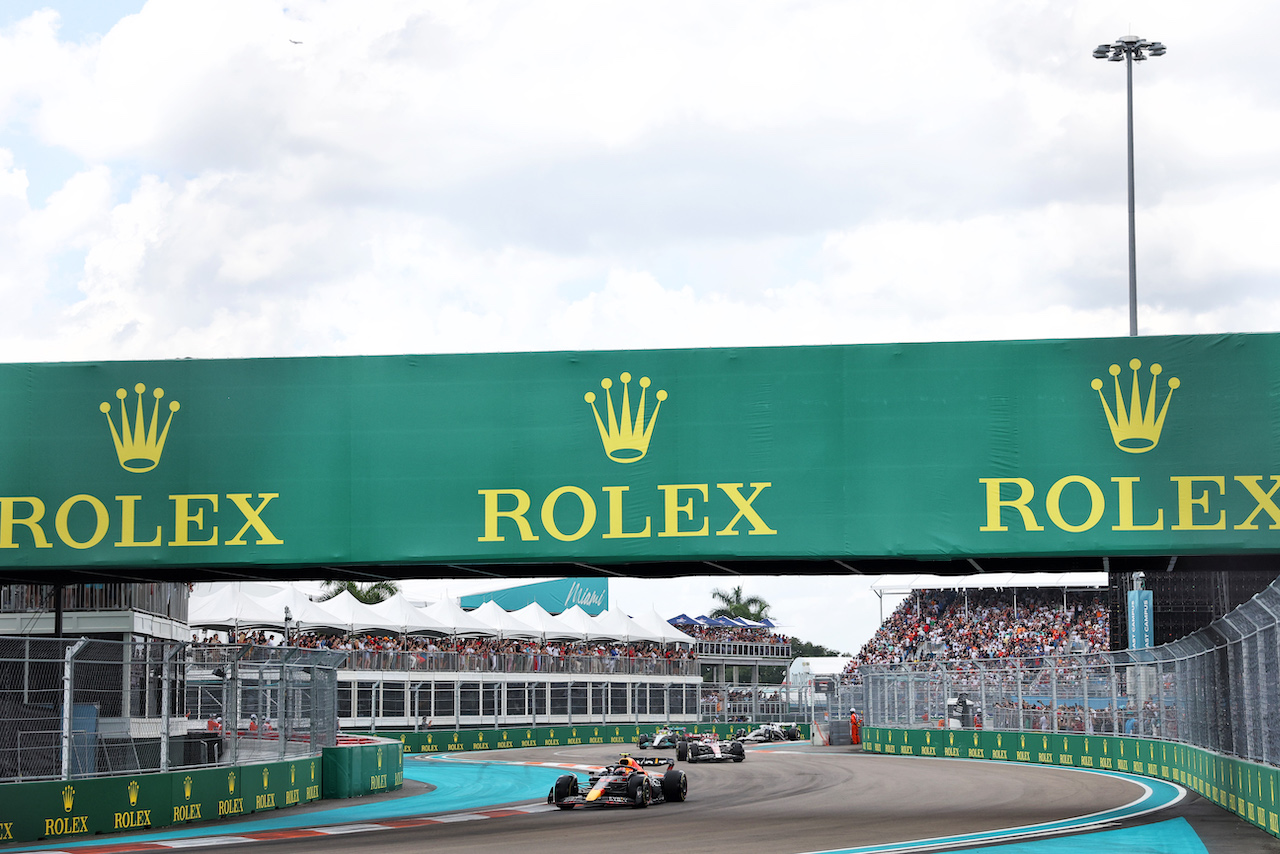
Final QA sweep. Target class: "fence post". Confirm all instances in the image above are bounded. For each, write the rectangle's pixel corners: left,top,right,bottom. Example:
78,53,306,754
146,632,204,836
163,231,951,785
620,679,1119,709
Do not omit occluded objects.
1050,655,1059,732
227,654,239,766
160,642,183,773
62,638,87,780
1015,658,1024,731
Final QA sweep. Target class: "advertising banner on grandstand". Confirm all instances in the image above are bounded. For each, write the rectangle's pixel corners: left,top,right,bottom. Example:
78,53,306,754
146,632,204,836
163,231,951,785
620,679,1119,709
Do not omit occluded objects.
1127,590,1154,649
1,332,1278,572
460,578,608,614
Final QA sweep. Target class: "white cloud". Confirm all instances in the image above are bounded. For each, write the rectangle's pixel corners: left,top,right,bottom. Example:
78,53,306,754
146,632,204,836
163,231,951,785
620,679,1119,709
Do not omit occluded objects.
0,0,1278,638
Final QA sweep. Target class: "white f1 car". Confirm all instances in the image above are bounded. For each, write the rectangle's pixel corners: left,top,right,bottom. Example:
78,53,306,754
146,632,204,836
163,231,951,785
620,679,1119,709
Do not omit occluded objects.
735,723,803,743
685,733,745,763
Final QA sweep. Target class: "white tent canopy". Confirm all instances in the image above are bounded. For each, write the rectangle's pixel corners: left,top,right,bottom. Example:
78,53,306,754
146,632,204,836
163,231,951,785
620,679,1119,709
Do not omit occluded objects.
424,596,496,636
590,605,665,643
366,592,452,635
471,600,541,639
557,605,603,640
257,587,350,633
511,603,585,640
189,585,292,631
188,583,722,644
317,590,401,634
634,609,695,644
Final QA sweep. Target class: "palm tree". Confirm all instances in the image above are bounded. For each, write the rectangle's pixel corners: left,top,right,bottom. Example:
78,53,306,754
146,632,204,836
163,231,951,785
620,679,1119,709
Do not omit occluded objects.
709,585,771,622
318,579,400,605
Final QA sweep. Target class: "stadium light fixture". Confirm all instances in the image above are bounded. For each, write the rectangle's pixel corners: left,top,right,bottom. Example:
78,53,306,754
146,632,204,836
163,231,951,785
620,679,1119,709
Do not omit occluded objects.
1093,35,1166,337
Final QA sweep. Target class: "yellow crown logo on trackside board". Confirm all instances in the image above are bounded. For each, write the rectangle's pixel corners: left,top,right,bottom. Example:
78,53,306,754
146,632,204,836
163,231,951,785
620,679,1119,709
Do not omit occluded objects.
100,383,180,472
1091,359,1178,454
585,373,667,463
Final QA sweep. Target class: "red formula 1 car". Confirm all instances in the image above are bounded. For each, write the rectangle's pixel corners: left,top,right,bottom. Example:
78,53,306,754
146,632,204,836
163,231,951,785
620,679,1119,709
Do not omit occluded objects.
548,754,689,809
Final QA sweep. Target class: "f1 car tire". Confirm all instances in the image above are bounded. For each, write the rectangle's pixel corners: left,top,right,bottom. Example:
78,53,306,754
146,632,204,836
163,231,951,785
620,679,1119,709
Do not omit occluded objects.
786,727,801,740
686,746,700,763
627,774,651,808
552,774,578,809
676,740,688,762
661,768,688,802
730,741,745,762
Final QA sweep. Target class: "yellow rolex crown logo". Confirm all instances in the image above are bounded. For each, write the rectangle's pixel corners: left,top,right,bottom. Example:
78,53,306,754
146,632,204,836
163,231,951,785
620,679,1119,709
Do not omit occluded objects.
62,784,75,812
1091,359,1178,454
585,373,667,463
228,771,236,793
184,776,192,799
128,779,139,806
262,769,269,788
100,383,180,473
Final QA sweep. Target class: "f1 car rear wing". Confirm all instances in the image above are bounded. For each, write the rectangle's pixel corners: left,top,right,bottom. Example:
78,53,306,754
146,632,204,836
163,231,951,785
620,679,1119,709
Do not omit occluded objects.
623,754,675,768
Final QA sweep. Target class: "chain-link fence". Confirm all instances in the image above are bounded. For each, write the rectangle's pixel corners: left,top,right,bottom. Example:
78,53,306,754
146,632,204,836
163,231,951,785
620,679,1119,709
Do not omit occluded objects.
861,579,1280,768
0,637,344,782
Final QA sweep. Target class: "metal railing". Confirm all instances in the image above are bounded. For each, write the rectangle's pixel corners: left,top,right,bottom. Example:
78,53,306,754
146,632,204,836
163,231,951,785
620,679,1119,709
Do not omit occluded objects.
694,640,791,659
698,685,792,721
0,583,188,622
328,649,700,676
0,637,343,782
861,578,1280,767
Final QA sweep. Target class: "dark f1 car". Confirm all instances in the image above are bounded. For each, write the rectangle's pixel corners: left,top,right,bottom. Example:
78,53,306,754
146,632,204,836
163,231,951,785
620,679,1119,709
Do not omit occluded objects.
686,733,745,762
636,726,688,750
735,723,803,743
548,754,688,809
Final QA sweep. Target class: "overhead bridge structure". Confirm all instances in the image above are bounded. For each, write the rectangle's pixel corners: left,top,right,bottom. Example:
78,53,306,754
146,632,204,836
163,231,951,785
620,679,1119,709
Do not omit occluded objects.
0,333,1276,589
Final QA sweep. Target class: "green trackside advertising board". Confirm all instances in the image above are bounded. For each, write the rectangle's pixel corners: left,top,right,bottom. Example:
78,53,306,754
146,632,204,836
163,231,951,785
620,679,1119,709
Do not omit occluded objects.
2,333,1280,571
0,755,324,844
323,739,403,799
392,725,648,753
864,727,1280,839
388,723,809,755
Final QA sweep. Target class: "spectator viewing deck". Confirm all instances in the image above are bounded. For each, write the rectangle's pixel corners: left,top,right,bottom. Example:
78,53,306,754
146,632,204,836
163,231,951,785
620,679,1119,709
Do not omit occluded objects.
841,584,1109,685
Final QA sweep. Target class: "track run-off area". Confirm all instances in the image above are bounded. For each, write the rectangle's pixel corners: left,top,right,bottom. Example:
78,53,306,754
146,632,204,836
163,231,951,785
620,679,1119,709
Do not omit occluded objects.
10,743,1279,854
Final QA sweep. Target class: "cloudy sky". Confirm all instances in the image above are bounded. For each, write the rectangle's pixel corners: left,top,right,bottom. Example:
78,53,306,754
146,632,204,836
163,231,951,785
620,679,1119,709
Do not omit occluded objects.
2,1,1276,652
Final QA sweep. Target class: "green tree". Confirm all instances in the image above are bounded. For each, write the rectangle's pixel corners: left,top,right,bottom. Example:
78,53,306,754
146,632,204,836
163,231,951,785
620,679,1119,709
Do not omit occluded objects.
708,585,771,621
790,637,848,657
759,638,849,684
318,579,400,605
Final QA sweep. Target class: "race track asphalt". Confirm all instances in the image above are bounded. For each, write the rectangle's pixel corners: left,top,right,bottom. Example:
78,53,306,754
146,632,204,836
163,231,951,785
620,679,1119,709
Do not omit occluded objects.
19,743,1280,854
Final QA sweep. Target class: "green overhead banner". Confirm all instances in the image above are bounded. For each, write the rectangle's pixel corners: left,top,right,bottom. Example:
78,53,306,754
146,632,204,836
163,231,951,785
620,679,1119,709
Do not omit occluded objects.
1,333,1278,572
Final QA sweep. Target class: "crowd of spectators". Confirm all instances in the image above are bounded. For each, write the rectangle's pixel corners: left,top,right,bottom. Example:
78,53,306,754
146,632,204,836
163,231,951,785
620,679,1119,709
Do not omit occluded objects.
840,588,1110,683
701,686,786,722
193,627,706,676
193,619,790,664
985,697,1168,737
676,624,790,645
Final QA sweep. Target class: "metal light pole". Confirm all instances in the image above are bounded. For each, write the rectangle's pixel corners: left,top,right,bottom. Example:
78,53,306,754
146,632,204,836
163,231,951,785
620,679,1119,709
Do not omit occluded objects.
1093,36,1166,337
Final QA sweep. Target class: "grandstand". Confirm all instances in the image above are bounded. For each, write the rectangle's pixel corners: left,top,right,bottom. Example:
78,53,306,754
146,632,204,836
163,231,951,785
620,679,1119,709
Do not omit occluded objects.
182,582,794,731
842,573,1109,684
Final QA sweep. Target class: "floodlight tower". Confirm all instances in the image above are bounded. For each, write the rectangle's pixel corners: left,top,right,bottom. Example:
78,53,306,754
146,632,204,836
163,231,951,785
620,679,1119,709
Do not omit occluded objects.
1093,35,1166,337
